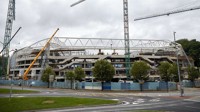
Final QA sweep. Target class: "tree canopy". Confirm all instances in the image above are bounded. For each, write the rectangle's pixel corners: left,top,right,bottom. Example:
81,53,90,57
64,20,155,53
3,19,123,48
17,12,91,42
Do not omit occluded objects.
177,39,200,67
65,70,76,89
130,61,150,81
187,66,200,82
74,67,85,81
168,63,179,82
158,62,172,82
65,70,76,81
92,60,115,82
41,66,56,83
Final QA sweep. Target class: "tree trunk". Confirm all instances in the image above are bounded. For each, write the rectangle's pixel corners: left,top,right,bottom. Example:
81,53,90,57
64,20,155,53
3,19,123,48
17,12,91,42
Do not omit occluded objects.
166,81,169,92
192,81,195,88
140,84,143,91
47,82,49,88
101,82,103,91
71,80,73,89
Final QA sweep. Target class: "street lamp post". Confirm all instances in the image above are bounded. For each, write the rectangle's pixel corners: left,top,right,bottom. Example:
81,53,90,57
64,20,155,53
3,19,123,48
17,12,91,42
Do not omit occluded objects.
173,32,184,97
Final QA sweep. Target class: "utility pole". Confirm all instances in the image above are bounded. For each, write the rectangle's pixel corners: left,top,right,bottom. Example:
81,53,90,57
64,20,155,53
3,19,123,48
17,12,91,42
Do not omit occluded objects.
174,32,184,97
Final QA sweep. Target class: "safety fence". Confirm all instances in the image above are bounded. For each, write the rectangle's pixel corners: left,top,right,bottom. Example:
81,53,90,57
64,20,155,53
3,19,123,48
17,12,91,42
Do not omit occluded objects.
1,79,199,90
0,79,179,91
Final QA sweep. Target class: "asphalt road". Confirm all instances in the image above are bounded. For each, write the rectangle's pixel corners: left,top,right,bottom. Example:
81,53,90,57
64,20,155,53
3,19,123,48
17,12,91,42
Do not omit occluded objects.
0,86,200,112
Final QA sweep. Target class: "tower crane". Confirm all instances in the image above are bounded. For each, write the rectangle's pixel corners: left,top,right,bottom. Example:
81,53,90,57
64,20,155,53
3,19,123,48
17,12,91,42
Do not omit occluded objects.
71,0,131,78
1,0,15,77
133,3,200,97
134,5,200,21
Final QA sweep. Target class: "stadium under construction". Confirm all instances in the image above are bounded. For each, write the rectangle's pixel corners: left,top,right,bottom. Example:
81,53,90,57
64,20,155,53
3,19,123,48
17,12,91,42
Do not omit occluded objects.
9,37,194,82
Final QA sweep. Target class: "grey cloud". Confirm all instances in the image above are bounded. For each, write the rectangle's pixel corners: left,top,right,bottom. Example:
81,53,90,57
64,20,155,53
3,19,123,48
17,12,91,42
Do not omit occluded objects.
1,0,200,51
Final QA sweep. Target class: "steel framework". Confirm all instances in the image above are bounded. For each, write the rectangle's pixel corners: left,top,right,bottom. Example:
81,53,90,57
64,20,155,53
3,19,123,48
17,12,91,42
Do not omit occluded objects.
123,0,130,78
1,0,15,76
18,37,177,55
3,0,15,57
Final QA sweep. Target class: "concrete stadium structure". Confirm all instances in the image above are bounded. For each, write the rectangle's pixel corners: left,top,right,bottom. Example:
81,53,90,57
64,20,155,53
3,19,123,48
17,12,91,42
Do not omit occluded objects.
9,37,194,81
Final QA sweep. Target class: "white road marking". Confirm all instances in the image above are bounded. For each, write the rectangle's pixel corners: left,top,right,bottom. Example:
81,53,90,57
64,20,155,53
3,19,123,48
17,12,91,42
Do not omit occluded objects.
132,102,138,104
149,98,160,102
133,98,145,103
111,99,119,101
122,101,130,105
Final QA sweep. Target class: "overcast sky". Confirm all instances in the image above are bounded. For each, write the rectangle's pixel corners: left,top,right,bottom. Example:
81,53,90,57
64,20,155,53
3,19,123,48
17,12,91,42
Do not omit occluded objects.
1,0,200,51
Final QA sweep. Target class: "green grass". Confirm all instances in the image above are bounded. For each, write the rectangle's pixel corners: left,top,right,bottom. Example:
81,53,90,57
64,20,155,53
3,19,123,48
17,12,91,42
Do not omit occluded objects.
0,97,118,112
0,88,39,94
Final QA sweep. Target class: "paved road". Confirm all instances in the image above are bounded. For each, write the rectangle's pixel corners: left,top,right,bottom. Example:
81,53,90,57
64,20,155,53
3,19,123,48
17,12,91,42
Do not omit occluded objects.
0,86,200,112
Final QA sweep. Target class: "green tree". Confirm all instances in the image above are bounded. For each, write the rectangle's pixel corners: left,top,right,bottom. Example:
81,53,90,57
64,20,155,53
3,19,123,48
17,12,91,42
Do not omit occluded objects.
65,70,76,89
0,56,8,77
130,61,150,91
41,66,56,88
92,60,115,90
187,66,200,83
168,63,179,82
158,62,172,91
177,39,200,67
74,67,85,81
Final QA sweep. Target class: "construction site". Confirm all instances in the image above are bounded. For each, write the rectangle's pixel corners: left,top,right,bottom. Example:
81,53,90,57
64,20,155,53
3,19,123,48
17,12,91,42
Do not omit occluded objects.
0,0,199,83
8,37,193,82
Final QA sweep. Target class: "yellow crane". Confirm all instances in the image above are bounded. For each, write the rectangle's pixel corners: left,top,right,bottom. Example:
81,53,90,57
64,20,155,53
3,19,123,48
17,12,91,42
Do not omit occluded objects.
23,28,59,80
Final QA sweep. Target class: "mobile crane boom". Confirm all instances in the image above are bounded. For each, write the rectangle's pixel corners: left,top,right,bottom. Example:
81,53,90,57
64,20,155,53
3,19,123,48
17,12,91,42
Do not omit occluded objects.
23,28,59,80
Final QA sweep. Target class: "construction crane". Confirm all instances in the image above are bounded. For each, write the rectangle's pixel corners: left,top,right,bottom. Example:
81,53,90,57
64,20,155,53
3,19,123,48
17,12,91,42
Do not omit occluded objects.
134,3,200,97
0,27,22,54
23,28,59,80
1,0,15,77
134,5,200,21
123,0,131,79
71,0,131,78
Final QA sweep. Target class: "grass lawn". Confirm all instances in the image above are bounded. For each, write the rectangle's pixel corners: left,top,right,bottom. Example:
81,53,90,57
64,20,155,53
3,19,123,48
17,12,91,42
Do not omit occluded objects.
0,97,118,112
0,88,39,94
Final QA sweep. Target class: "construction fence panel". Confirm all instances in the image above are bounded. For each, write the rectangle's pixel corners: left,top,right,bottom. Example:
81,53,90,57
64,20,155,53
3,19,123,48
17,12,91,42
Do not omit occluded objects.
146,82,159,90
194,80,200,87
102,82,111,90
182,80,194,88
121,83,130,90
130,82,140,90
111,82,121,90
85,82,101,90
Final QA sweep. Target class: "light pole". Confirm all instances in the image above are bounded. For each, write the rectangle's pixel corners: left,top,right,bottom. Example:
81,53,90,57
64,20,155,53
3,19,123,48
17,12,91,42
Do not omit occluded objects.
173,32,184,97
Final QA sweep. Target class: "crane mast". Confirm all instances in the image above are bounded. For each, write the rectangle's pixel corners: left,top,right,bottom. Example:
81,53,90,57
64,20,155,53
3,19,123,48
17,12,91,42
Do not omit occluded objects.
1,0,15,77
123,0,130,78
3,0,15,57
